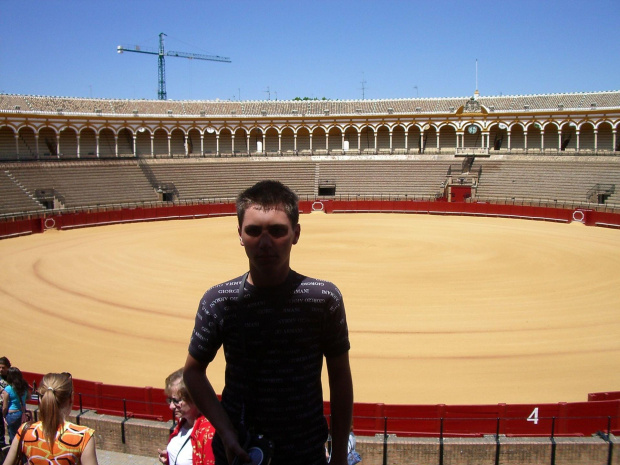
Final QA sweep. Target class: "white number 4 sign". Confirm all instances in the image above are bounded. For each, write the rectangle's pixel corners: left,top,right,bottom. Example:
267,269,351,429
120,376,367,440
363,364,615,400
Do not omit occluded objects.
527,408,539,425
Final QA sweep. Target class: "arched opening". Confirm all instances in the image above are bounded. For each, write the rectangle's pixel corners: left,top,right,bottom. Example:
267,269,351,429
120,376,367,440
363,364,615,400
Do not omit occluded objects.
343,127,357,152
219,128,233,155
360,126,374,152
510,124,525,151
527,124,542,151
134,128,151,157
17,127,37,159
543,124,559,151
249,128,263,154
264,128,279,154
170,128,186,157
408,126,422,153
297,127,311,153
204,129,217,155
98,128,116,158
377,125,390,152
281,127,295,154
421,126,436,153
59,127,78,158
440,125,457,150
117,128,134,157
597,122,613,152
153,128,168,158
187,128,201,157
40,127,58,157
489,124,507,150
234,128,248,156
312,127,326,153
462,124,480,148
392,125,406,153
579,123,595,152
328,127,343,152
560,123,577,151
0,126,15,159
80,127,97,158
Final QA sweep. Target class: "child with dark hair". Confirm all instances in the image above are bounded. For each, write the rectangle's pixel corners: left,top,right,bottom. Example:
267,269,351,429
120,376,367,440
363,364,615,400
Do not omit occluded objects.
1,366,28,443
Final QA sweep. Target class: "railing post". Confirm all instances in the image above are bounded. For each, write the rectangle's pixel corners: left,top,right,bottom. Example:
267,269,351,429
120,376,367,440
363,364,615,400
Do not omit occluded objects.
121,399,129,444
550,416,556,465
75,393,85,425
439,417,444,465
382,416,388,465
495,417,501,465
606,416,613,465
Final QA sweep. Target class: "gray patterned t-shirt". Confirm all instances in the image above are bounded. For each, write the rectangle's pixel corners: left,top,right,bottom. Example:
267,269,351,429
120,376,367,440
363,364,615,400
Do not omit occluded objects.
189,270,350,465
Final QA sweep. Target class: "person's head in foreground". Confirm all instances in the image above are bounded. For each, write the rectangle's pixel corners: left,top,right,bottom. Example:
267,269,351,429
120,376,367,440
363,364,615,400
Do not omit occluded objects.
236,180,301,287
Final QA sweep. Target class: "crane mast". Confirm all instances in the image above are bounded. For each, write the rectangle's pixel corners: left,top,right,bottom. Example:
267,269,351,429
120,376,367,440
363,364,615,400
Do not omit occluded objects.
117,32,231,100
158,34,166,100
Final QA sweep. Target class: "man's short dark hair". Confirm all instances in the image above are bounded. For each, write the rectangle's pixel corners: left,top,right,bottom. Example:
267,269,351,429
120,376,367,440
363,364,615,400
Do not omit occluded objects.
0,357,10,367
236,180,299,227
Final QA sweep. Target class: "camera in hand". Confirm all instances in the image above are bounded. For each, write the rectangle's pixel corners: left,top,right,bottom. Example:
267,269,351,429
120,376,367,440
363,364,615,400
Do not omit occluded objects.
233,431,274,465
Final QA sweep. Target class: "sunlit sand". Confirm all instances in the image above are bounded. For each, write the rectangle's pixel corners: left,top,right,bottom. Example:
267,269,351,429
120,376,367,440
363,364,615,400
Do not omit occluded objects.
1,213,619,405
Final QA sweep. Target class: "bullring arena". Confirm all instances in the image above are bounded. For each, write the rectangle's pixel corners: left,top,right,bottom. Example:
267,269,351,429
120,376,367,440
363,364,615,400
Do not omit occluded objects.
1,91,620,464
2,211,620,407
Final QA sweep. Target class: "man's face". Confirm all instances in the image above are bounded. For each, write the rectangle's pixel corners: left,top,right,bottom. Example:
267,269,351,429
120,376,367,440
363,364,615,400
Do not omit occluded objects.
0,364,8,378
238,205,300,283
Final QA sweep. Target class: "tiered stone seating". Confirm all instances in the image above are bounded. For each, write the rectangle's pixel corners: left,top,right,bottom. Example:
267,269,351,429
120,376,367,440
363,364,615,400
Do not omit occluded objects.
474,159,620,206
317,160,452,197
0,157,618,215
7,161,159,208
0,170,45,214
145,159,316,200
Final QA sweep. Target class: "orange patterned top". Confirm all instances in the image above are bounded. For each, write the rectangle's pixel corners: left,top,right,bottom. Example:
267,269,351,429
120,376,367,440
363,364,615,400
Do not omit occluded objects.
17,420,94,464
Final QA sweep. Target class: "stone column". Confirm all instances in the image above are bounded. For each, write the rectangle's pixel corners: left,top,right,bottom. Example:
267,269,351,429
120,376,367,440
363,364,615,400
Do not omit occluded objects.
594,129,598,152
576,130,580,152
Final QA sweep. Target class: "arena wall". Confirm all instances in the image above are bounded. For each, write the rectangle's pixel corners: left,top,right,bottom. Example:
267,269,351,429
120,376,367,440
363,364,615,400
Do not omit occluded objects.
2,200,619,240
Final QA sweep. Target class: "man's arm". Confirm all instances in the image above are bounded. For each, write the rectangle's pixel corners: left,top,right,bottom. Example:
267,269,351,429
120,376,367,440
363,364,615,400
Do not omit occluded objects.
183,353,249,465
326,351,354,465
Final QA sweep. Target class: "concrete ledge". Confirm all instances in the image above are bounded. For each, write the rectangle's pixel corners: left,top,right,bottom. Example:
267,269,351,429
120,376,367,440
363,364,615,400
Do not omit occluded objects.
67,410,172,458
355,434,618,465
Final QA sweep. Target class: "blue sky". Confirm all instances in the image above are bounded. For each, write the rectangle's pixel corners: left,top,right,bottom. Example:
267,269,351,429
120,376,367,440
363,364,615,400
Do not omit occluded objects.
1,0,618,101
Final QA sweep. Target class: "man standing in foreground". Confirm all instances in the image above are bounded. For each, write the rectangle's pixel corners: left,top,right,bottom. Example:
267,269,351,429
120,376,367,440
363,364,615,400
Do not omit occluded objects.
184,180,353,465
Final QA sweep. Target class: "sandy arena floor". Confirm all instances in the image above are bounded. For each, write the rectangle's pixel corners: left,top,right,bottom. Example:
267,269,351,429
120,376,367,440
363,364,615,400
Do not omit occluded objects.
1,212,619,405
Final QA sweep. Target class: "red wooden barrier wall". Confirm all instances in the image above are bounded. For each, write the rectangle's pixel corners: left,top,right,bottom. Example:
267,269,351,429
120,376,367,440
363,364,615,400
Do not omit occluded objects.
22,371,620,436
